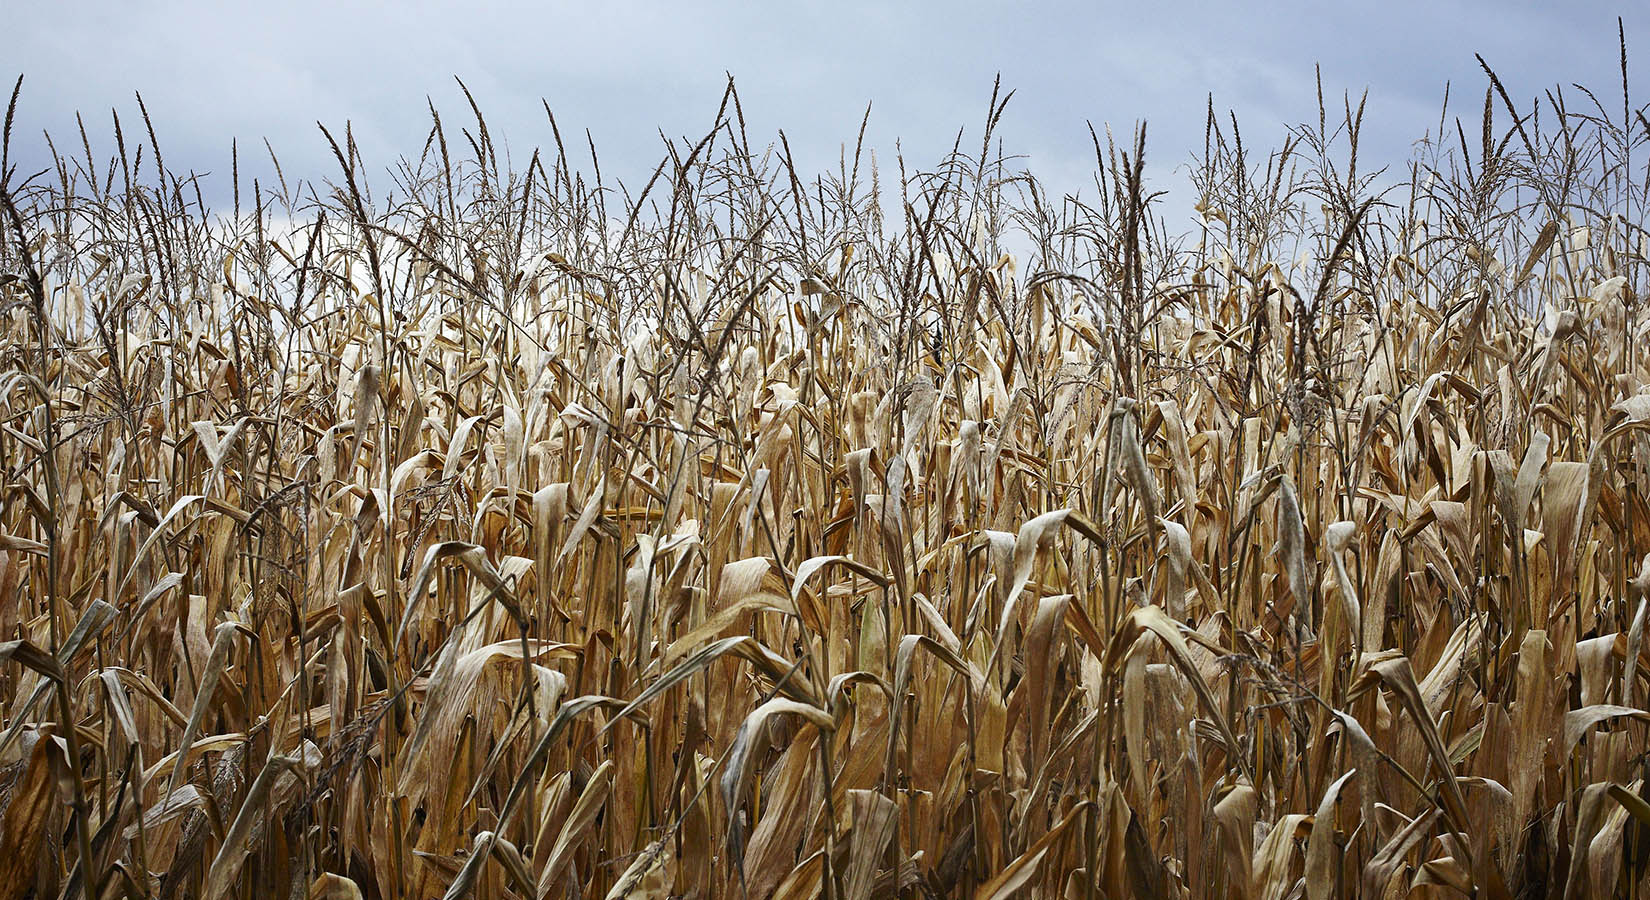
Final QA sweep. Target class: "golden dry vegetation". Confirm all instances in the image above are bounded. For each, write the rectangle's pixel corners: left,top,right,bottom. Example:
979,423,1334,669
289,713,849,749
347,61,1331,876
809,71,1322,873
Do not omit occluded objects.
2,66,1650,899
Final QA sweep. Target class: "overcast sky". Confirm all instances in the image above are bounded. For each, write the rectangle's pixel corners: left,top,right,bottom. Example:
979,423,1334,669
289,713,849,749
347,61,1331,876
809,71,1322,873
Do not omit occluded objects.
9,1,1648,233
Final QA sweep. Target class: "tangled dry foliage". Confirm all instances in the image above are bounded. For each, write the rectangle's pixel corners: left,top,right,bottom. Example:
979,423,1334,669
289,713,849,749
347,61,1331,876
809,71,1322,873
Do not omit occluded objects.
4,46,1650,900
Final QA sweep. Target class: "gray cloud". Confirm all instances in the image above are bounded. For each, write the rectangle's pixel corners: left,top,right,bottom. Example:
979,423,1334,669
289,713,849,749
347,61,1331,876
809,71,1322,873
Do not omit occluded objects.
10,1,1648,231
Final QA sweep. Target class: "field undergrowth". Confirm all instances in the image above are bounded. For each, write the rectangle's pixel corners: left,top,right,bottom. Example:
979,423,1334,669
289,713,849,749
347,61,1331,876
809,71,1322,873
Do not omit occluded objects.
2,55,1650,899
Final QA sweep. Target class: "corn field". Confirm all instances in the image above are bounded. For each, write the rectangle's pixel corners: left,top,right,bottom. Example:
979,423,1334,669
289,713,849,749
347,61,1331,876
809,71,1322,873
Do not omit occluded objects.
2,55,1650,900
